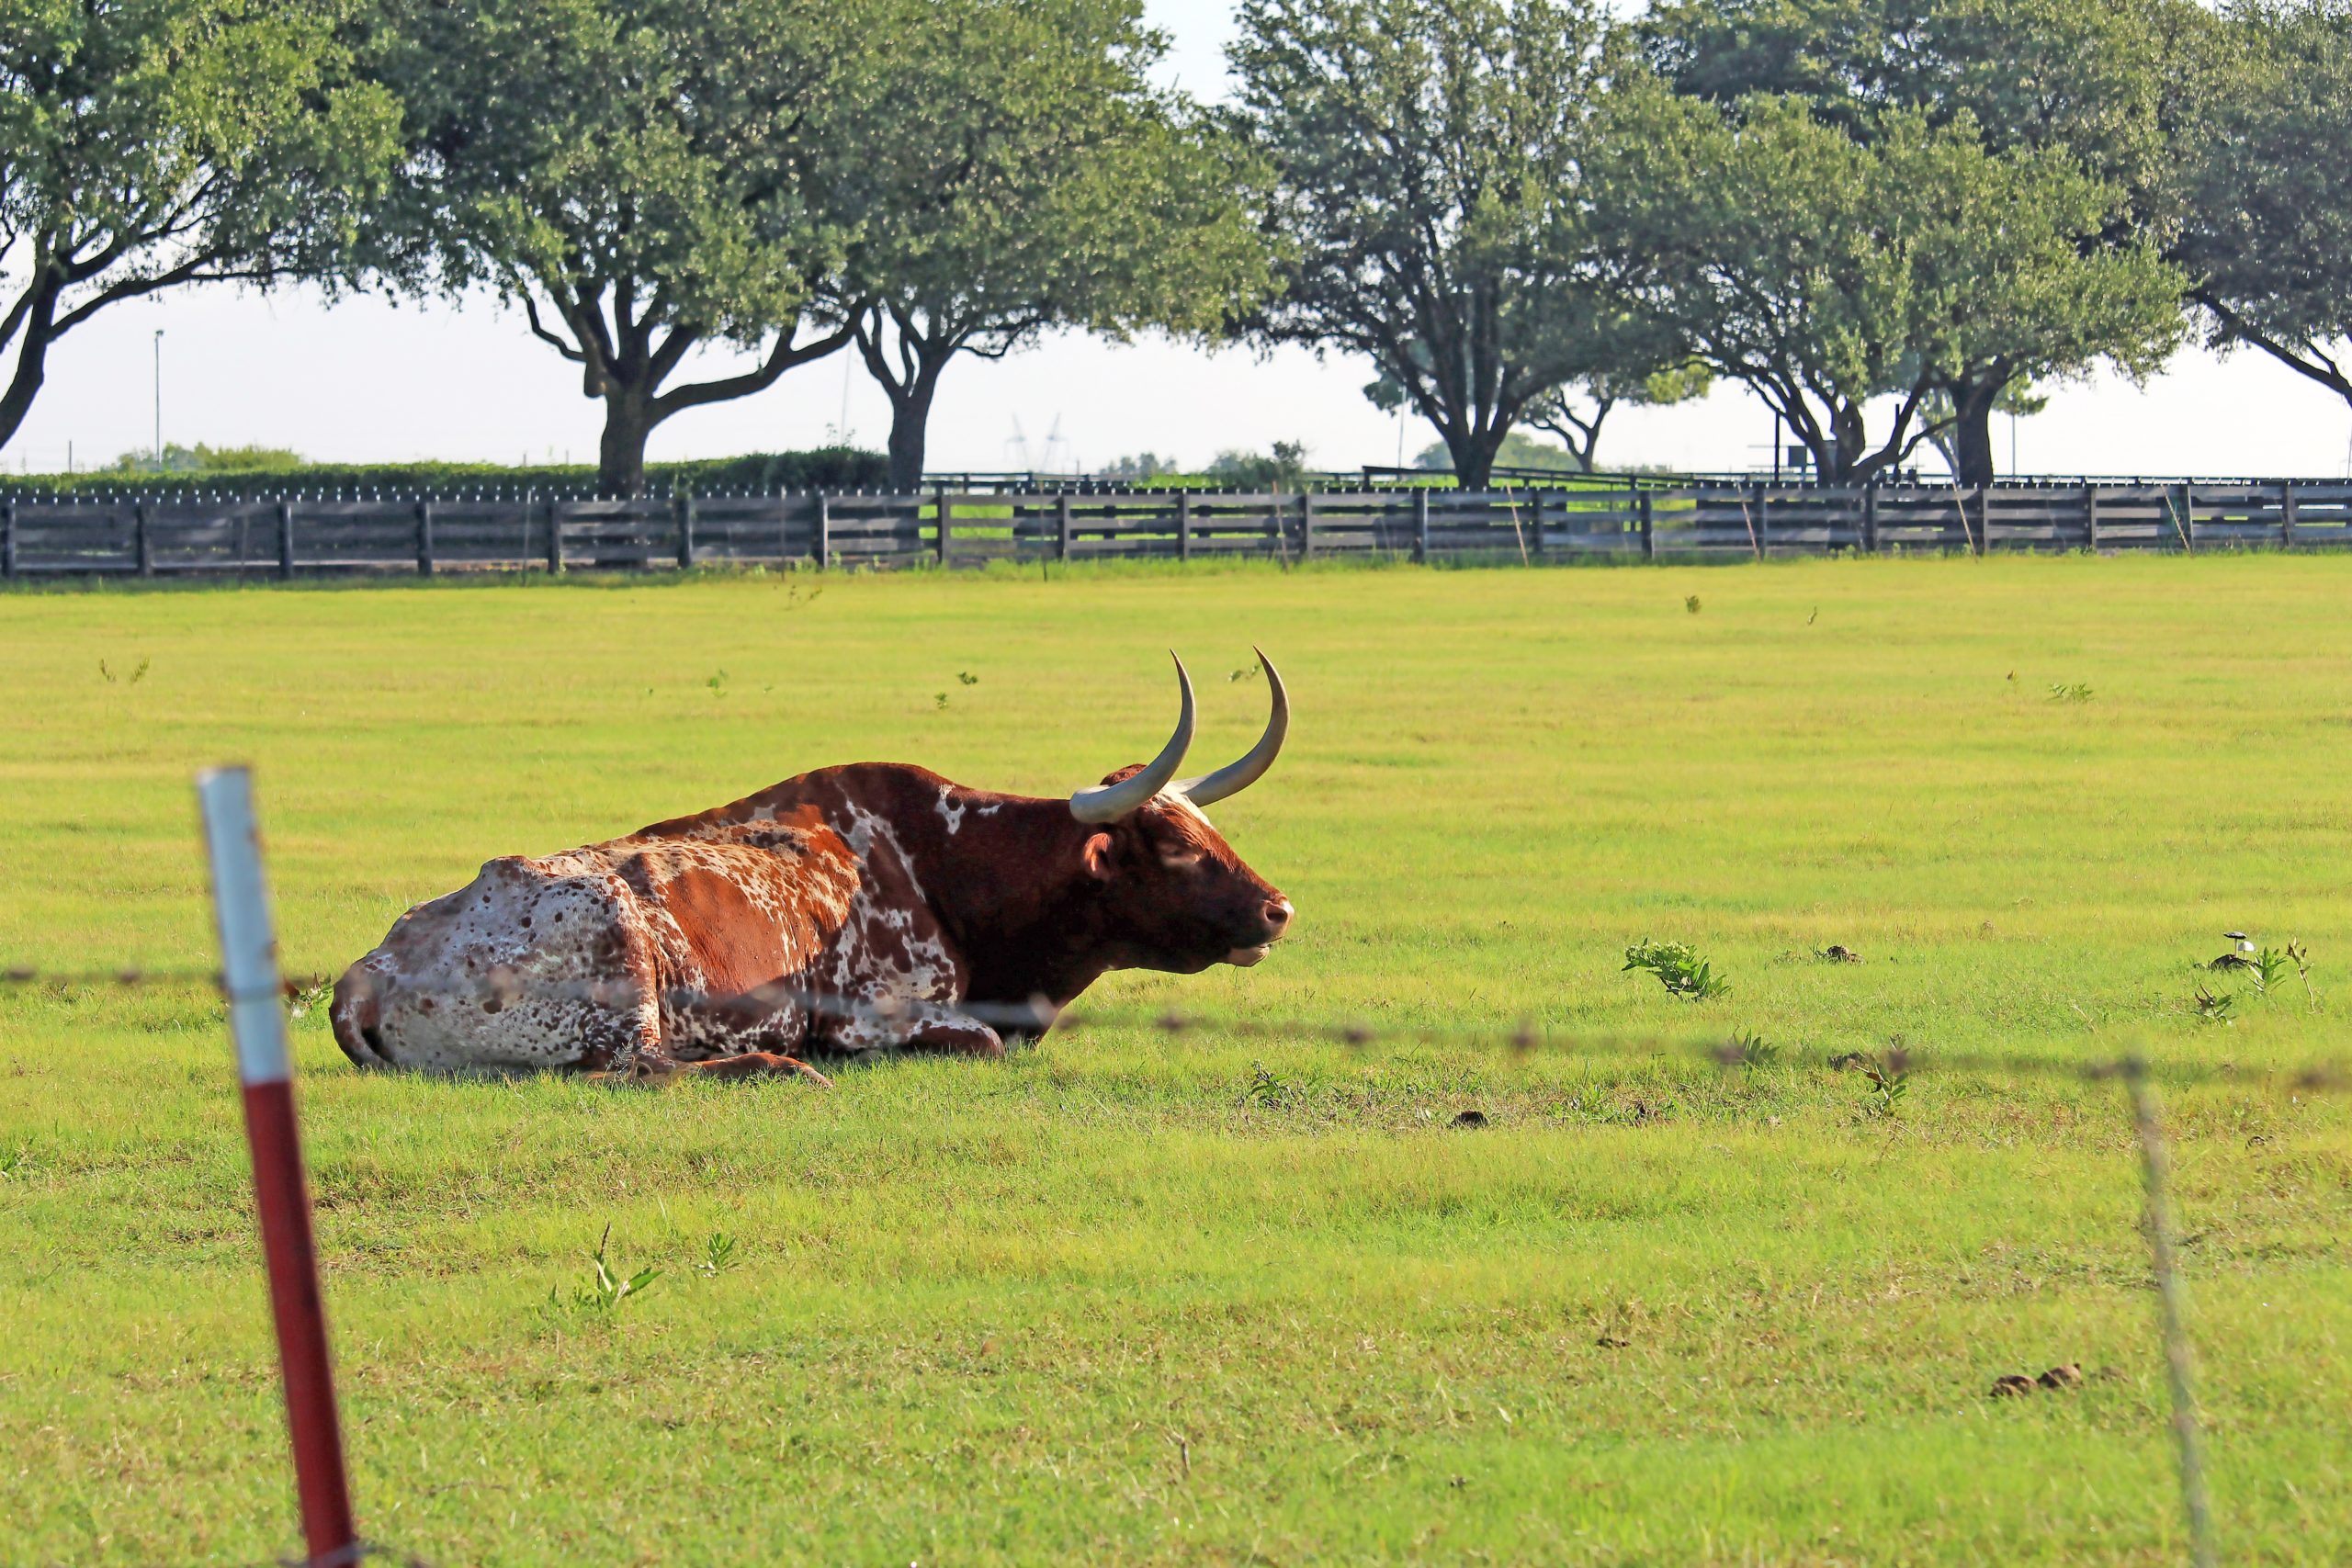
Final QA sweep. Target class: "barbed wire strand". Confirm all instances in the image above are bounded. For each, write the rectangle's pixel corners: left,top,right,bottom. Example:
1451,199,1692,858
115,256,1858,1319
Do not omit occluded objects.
6,962,2347,1092
13,961,2290,1560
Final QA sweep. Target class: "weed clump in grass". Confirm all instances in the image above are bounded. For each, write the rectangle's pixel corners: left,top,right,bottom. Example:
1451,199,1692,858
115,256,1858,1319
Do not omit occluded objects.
2195,936,2316,1018
551,1224,659,1315
2047,681,2093,702
1830,1050,1910,1114
1623,939,1728,999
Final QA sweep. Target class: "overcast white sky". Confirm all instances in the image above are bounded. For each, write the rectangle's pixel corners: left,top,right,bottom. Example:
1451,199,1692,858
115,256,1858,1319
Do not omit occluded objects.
10,0,2350,479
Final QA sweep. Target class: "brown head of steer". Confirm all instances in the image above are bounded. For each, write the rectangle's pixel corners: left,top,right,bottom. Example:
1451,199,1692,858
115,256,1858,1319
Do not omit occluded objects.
331,651,1293,1084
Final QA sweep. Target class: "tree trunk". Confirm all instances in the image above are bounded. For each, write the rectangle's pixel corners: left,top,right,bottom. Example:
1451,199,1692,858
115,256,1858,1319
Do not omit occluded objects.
1824,402,1869,485
1441,422,1508,491
0,272,64,455
1947,380,1999,489
883,371,942,491
597,389,654,499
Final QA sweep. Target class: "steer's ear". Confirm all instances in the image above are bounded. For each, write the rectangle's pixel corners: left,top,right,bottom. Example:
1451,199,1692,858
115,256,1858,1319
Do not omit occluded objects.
1081,831,1116,881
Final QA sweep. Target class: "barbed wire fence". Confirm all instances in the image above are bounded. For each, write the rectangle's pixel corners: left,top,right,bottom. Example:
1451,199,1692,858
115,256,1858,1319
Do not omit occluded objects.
11,947,2337,1562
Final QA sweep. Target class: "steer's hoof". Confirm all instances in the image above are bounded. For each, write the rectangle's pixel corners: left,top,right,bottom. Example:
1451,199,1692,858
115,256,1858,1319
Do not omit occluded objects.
586,1055,678,1088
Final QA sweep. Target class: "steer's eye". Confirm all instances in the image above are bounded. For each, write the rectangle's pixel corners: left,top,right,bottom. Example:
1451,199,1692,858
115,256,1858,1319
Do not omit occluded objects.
1158,848,1205,871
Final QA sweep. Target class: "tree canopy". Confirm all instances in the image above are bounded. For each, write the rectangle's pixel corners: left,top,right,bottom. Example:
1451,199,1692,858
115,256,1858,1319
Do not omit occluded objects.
1231,0,1667,489
356,0,869,495
1638,0,2194,481
0,0,396,455
1600,95,2182,483
826,0,1263,490
2176,0,2352,412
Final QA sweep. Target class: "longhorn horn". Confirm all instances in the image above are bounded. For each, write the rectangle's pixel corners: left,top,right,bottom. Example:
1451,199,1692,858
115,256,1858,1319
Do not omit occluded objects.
1175,647,1288,807
1069,652,1196,824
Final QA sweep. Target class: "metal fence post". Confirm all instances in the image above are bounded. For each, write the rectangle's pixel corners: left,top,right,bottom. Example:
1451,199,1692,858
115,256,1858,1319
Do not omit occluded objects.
545,499,562,574
815,494,831,570
195,767,359,1568
675,493,695,570
1057,493,1073,562
1752,481,1769,560
2120,1060,2218,1568
135,500,154,577
1176,490,1192,562
2085,483,2100,551
277,502,295,580
415,501,435,578
1860,481,1879,554
935,487,951,565
1639,490,1655,561
1414,487,1430,563
2279,480,2297,549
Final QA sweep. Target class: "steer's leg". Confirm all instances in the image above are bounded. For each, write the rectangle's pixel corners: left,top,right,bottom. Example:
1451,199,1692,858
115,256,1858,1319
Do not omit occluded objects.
602,1051,833,1088
818,998,1004,1058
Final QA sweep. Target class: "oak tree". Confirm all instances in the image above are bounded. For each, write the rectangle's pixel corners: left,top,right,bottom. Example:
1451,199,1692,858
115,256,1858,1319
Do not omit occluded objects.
359,0,864,495
2177,0,2352,412
1230,0,1650,489
1643,0,2195,482
0,0,395,455
828,0,1261,491
1604,96,2180,483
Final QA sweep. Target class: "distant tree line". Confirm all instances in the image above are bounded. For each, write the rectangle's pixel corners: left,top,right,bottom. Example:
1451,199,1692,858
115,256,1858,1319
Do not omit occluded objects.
4,0,2350,494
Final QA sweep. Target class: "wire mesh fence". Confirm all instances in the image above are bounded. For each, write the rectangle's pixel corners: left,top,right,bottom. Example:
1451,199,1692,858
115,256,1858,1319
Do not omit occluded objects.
7,938,2333,1566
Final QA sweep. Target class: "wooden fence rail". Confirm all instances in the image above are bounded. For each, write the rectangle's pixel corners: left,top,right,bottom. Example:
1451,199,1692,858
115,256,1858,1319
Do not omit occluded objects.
6,481,2351,580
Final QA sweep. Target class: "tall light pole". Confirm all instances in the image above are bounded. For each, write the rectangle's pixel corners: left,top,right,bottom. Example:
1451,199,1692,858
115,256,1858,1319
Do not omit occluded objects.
153,329,164,467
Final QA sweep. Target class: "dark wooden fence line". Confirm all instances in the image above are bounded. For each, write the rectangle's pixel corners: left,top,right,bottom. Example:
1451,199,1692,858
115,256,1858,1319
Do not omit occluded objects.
6,481,2352,580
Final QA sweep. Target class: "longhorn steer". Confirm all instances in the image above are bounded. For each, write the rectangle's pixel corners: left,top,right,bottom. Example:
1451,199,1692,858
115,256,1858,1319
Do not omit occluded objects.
331,652,1294,1082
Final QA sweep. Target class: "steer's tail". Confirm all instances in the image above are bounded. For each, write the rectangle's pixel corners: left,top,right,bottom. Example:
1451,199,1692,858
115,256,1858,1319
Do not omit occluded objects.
329,963,395,1069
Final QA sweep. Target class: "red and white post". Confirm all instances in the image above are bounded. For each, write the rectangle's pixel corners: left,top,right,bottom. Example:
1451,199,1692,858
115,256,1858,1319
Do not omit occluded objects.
197,767,359,1567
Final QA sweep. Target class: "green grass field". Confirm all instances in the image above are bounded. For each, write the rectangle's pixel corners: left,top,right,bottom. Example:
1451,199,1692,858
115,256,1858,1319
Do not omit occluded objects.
4,555,2348,1564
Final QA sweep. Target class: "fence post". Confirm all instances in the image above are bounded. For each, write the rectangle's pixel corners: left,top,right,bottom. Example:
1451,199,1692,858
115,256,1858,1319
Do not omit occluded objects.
415,501,435,578
545,499,562,574
1,500,14,580
1414,487,1430,563
2279,480,2296,549
675,492,695,570
935,486,952,565
195,767,360,1568
2084,483,2100,551
1752,481,1769,560
2120,1060,2218,1568
277,502,295,580
1860,481,1879,554
2174,483,2195,555
135,500,154,577
1299,491,1315,559
1176,490,1192,562
1638,491,1655,561
1057,492,1073,562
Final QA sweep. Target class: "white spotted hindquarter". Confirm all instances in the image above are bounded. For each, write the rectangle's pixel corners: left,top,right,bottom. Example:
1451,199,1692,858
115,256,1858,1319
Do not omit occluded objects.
332,852,662,1074
332,799,974,1074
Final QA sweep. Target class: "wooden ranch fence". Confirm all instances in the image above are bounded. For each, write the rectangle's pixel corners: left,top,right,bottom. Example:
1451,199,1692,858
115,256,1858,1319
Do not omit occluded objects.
5,480,2351,579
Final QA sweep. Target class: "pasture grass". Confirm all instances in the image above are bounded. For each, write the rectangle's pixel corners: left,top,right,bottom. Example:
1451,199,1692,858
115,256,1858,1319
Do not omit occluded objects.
3,552,2349,1564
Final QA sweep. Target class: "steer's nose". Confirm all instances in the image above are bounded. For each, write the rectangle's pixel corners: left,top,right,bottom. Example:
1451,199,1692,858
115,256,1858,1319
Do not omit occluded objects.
1263,897,1294,937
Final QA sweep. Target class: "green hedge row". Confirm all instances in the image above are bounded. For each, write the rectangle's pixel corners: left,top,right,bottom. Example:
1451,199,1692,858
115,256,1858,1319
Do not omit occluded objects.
1,447,889,499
